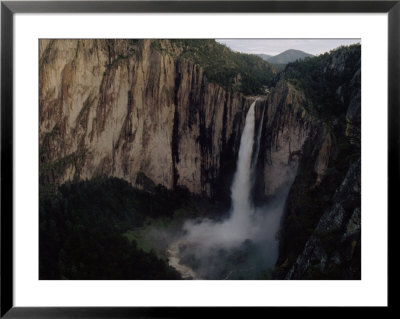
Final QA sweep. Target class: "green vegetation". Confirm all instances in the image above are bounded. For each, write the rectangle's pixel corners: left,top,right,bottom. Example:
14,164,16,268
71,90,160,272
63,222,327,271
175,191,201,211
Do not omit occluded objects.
314,228,344,255
274,45,361,277
39,176,193,279
150,41,171,56
110,53,132,68
39,124,60,157
122,229,152,253
39,174,225,279
163,39,275,95
282,44,361,123
135,171,156,192
127,39,140,45
39,149,87,186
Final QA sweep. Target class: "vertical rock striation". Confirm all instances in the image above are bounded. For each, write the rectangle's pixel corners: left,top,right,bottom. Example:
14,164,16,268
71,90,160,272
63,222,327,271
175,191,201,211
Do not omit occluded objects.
39,39,250,198
257,80,313,199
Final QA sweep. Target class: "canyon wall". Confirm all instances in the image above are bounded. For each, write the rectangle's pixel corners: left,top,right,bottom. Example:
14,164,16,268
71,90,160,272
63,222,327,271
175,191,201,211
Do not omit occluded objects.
274,45,361,279
40,40,361,279
256,79,313,199
40,39,253,198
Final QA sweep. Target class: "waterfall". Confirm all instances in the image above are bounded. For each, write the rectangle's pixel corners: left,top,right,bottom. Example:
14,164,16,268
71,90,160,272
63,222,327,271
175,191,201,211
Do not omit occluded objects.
172,99,284,279
252,103,266,170
230,101,257,223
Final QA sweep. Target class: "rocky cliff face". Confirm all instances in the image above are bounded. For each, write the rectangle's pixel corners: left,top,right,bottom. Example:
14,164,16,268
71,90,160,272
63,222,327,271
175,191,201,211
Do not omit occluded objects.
40,40,361,279
40,39,254,198
285,159,361,279
274,44,361,279
256,80,313,199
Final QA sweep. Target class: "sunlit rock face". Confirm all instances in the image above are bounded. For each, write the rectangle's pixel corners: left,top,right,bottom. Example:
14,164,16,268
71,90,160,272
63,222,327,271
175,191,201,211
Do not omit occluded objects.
39,39,252,197
40,39,311,201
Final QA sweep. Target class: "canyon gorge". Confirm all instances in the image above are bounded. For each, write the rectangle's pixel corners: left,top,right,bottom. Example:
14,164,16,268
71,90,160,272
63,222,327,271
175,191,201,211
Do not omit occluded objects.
39,39,361,280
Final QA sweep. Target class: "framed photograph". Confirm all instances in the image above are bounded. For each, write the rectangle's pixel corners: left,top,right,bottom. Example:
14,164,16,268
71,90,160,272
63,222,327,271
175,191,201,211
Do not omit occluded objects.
1,0,395,317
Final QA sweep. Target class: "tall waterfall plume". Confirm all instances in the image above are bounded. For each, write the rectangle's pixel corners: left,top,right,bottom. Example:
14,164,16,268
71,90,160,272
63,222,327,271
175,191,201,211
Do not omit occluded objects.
252,103,266,170
230,101,257,227
170,99,287,279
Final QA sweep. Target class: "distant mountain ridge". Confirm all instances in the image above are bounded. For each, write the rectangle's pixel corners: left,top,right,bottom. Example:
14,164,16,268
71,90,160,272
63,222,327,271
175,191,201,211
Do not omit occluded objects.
257,49,313,64
256,53,272,61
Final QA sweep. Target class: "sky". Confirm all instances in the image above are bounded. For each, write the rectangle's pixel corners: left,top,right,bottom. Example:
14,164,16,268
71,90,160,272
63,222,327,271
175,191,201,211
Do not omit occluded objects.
216,39,360,56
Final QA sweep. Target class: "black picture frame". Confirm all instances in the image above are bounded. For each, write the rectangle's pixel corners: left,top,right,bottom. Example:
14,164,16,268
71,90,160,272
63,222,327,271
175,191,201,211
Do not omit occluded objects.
1,1,396,317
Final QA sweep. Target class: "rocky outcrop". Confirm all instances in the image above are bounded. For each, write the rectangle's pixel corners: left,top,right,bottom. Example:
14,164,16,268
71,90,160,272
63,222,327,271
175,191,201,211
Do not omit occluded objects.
257,80,313,198
274,44,361,279
39,39,252,198
285,159,361,279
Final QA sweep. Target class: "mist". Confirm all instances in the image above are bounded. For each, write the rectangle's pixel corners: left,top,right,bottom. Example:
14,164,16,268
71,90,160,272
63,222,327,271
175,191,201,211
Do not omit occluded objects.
164,101,294,279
